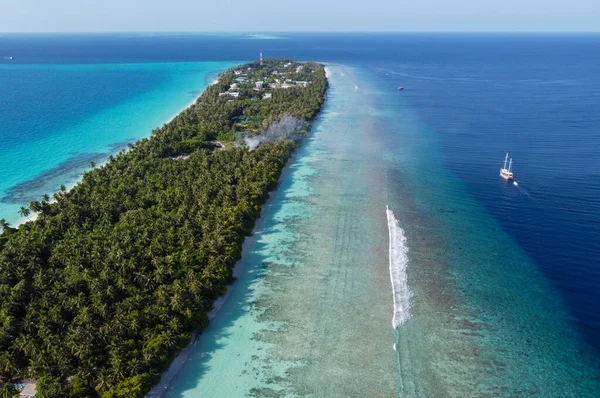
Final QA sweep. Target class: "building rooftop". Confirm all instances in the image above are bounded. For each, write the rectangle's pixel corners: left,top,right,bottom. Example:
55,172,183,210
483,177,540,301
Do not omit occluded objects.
18,383,36,398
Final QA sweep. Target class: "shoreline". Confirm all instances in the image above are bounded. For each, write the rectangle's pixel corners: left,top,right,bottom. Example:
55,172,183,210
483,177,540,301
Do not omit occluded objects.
9,72,226,229
146,67,329,396
162,77,218,126
146,138,302,397
155,65,403,396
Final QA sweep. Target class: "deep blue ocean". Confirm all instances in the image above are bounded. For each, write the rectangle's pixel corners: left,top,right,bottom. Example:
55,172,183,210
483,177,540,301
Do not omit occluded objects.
1,33,599,394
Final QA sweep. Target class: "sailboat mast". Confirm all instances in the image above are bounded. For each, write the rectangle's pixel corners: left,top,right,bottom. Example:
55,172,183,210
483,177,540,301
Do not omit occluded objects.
508,158,513,172
504,153,509,169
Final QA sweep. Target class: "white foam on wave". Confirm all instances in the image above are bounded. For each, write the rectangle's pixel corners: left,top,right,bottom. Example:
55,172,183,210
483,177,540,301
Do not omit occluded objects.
386,206,412,328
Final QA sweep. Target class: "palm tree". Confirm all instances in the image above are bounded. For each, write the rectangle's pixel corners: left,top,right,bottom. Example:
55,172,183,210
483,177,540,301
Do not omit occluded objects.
94,370,112,393
18,206,30,220
29,200,42,213
0,218,9,232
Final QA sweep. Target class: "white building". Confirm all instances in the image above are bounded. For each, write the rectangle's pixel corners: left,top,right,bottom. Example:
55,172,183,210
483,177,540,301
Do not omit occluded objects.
263,93,272,99
255,81,264,89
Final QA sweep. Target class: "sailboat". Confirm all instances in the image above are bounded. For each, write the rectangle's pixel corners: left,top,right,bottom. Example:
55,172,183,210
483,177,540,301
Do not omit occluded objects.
500,153,514,180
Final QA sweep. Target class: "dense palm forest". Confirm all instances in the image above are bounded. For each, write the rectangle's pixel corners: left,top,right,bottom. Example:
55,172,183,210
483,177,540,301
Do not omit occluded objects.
0,59,327,397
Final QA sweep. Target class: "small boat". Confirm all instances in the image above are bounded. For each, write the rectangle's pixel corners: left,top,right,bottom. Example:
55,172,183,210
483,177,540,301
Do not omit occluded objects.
398,86,404,91
500,153,514,180
513,181,519,186
393,343,397,351
3,56,14,60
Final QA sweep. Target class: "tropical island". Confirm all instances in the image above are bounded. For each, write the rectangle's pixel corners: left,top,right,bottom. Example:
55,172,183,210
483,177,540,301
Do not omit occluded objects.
0,58,327,397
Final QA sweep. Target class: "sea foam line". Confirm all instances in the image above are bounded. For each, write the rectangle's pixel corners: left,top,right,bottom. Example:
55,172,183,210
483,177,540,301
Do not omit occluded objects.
386,206,413,328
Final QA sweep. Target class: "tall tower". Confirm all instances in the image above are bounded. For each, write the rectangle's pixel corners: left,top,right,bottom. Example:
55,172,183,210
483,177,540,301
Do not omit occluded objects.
260,50,263,66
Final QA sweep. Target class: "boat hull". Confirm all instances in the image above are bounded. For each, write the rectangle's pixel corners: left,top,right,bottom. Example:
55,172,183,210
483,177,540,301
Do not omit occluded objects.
500,168,513,180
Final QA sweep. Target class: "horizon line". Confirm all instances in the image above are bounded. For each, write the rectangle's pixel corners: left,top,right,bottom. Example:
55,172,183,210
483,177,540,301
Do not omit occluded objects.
1,30,600,35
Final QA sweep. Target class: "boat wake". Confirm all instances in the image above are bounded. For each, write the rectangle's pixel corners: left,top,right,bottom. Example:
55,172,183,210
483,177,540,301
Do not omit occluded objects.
386,206,412,328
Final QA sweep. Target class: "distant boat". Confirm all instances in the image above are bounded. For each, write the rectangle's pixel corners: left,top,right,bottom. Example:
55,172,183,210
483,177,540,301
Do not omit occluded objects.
398,86,404,91
500,153,514,180
3,56,13,60
513,181,519,186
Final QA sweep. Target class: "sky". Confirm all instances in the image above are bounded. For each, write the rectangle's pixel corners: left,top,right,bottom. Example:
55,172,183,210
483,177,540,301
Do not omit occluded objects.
1,0,599,32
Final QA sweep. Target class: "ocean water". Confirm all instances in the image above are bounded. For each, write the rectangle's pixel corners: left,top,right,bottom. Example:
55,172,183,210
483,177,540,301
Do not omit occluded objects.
159,64,600,397
1,33,600,396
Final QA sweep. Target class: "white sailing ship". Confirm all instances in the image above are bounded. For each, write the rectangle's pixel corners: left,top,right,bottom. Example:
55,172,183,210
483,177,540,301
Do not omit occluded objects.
500,153,514,180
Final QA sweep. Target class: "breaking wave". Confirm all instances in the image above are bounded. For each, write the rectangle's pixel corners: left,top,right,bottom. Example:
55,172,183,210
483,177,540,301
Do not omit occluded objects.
386,206,412,328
